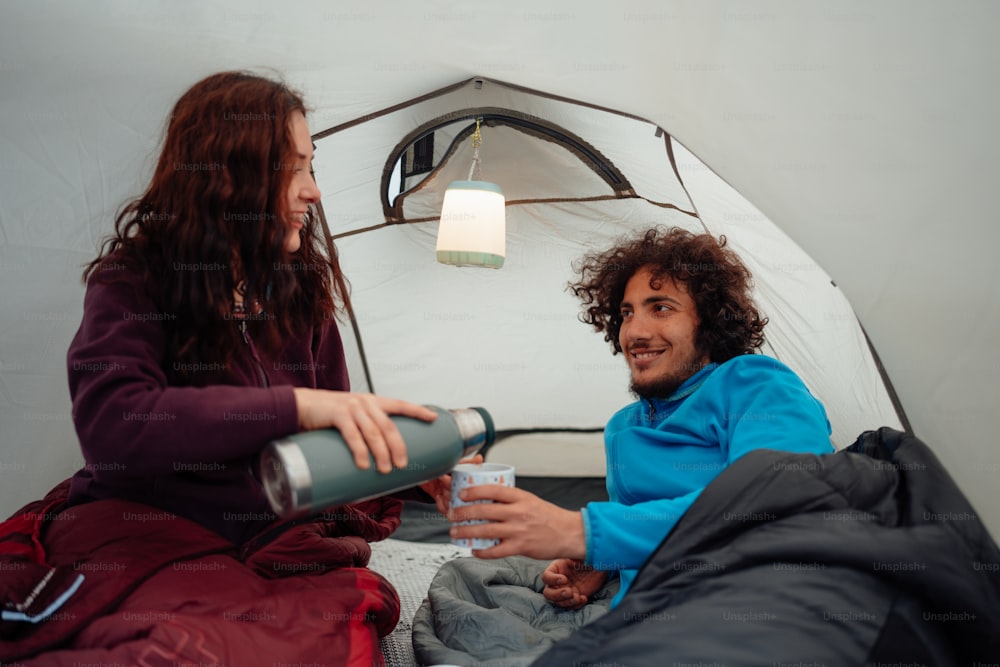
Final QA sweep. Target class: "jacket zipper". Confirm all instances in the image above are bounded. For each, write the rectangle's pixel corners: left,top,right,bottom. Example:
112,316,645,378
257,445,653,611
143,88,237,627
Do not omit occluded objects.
240,320,269,387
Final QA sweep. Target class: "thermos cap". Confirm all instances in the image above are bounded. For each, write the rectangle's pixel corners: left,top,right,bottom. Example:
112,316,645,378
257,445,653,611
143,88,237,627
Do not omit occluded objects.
471,407,495,445
452,406,496,457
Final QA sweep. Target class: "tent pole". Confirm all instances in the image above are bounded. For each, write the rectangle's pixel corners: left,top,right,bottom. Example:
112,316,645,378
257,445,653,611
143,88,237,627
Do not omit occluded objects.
313,199,377,394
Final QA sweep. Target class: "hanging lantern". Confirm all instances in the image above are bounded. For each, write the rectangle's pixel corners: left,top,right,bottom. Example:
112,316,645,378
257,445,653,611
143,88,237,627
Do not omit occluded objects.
435,118,505,269
436,180,505,268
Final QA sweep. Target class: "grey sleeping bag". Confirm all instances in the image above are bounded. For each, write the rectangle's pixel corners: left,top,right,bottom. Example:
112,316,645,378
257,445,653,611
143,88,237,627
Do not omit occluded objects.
411,555,619,667
411,428,1000,665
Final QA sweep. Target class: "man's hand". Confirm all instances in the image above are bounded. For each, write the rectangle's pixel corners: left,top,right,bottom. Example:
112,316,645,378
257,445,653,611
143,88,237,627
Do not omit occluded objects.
447,486,586,561
418,454,484,515
541,559,609,610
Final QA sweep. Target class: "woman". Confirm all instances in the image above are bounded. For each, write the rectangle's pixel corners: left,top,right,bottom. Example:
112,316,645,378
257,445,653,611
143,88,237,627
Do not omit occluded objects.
66,71,441,545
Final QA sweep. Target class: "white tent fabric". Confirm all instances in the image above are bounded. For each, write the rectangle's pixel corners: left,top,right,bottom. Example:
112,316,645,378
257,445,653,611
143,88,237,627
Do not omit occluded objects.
1,1,998,540
317,76,902,467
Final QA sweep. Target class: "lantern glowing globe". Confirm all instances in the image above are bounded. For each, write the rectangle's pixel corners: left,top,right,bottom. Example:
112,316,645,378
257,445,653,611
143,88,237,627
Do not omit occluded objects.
435,180,505,269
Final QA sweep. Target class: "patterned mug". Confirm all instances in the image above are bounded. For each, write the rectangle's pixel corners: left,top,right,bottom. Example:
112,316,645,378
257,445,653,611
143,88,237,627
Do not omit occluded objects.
449,462,516,549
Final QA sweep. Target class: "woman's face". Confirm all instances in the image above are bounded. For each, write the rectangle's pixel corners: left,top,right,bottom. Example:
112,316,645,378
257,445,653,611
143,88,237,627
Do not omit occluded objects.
283,111,321,253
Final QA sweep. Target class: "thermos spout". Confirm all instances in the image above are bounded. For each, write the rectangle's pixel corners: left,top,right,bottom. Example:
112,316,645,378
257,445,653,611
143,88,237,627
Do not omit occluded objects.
450,407,495,458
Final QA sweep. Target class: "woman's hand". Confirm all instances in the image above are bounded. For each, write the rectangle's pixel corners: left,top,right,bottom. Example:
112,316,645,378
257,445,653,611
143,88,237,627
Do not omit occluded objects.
418,454,484,515
447,486,586,561
292,389,437,473
541,559,609,610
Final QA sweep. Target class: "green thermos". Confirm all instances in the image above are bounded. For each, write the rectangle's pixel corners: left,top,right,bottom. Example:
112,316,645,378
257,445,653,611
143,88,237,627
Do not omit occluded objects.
260,406,495,517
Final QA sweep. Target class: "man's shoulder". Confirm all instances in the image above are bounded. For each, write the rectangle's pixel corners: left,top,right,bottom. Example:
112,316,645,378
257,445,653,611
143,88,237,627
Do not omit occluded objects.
713,354,799,380
702,355,815,402
711,355,823,416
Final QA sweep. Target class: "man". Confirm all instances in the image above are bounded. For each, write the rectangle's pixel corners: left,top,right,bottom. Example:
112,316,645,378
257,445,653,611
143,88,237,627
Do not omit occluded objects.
448,226,834,610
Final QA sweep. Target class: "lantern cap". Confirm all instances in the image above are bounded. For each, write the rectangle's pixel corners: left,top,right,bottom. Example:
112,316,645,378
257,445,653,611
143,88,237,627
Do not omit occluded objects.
436,250,505,269
444,180,504,196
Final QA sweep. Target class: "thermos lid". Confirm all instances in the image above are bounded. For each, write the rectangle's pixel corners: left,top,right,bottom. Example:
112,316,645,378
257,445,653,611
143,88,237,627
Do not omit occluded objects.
451,406,496,457
471,406,495,447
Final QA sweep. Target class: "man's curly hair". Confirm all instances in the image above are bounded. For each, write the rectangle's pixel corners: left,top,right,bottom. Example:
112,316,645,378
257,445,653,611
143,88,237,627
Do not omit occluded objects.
568,226,766,362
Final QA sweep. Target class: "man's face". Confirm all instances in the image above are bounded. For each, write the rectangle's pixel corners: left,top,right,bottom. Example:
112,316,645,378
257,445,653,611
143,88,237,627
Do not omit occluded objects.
619,265,709,399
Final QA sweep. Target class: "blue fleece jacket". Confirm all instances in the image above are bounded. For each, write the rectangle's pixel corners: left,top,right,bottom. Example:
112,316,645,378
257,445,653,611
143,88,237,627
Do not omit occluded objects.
582,354,834,607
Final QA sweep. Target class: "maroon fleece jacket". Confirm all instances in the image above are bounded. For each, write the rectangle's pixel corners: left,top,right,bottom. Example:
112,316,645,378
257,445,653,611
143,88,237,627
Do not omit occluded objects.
66,263,350,544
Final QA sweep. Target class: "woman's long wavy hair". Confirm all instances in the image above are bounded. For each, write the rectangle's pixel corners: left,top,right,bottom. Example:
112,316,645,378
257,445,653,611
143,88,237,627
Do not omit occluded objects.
569,226,766,363
84,71,342,382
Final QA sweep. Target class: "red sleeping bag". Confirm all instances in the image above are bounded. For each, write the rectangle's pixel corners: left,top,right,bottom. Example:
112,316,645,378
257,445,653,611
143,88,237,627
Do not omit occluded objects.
0,480,405,666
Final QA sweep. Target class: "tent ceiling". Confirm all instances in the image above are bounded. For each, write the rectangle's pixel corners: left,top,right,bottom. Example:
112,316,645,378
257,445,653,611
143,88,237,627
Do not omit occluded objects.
312,78,903,456
0,0,997,537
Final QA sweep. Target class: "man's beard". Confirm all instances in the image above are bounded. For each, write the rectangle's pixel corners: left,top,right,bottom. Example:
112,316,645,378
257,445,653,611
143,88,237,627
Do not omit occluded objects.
630,372,689,400
628,348,710,400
